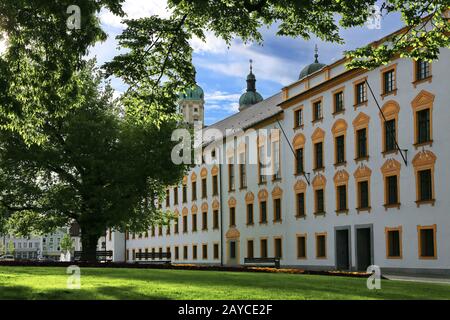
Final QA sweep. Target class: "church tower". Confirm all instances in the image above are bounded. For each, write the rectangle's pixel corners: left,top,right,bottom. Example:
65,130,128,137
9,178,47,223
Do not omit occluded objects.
178,79,205,127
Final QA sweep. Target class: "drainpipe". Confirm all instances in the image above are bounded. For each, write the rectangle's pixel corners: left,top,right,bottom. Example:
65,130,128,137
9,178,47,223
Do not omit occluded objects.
219,151,224,267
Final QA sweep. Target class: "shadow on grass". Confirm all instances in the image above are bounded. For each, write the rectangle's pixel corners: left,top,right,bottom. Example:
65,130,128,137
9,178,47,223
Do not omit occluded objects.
0,284,173,300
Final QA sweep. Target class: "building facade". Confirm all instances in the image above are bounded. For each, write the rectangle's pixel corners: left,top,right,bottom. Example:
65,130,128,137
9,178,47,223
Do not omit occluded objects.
108,27,450,275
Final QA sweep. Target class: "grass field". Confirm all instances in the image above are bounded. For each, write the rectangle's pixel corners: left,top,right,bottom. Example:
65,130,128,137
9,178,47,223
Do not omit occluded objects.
0,266,449,300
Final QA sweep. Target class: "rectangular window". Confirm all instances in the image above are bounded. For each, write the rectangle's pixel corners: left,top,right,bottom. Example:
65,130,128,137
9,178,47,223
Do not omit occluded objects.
174,187,178,205
175,246,179,260
202,178,207,198
192,214,197,232
183,216,188,233
229,241,236,259
334,91,344,113
274,198,282,222
295,148,304,174
212,175,218,196
247,203,254,225
202,244,207,259
260,201,267,223
260,239,268,258
202,211,208,230
158,247,163,259
297,235,306,259
313,101,322,121
174,218,179,234
213,210,219,229
356,128,367,158
294,108,303,128
335,135,345,164
387,229,401,258
229,207,236,227
165,189,170,207
358,181,369,209
274,238,282,258
191,181,197,201
296,192,305,217
416,60,430,81
182,185,187,203
213,243,219,259
384,119,396,152
228,163,235,191
272,140,281,180
247,240,254,258
417,109,431,144
315,189,324,213
386,175,398,205
314,142,323,169
337,185,347,211
419,169,433,201
419,227,436,258
356,82,367,105
192,245,197,260
166,222,171,235
151,226,155,237
316,234,326,258
258,145,267,183
239,152,247,189
383,69,395,94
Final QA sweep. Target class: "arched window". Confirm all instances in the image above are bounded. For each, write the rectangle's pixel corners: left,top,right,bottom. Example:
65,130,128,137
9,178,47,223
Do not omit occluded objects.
412,150,436,206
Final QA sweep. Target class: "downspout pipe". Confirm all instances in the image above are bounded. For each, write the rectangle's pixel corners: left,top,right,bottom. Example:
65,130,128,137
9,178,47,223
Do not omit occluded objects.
219,146,224,267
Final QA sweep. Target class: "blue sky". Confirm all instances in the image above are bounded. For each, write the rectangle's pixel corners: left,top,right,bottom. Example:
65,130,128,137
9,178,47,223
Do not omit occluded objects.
91,0,405,125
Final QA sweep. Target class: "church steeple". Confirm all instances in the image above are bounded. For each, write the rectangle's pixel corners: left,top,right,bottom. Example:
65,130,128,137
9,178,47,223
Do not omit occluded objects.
314,44,319,63
239,59,263,111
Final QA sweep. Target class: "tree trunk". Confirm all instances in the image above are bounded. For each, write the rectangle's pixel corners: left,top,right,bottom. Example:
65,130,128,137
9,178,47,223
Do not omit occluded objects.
80,231,101,262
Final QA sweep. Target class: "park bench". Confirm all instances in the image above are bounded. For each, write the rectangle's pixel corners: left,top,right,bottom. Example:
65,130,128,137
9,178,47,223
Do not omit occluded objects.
73,250,113,262
244,257,280,269
135,252,171,265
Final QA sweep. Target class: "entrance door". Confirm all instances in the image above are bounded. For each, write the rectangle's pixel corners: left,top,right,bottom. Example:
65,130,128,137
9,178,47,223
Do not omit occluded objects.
356,227,372,271
336,229,350,270
227,240,239,266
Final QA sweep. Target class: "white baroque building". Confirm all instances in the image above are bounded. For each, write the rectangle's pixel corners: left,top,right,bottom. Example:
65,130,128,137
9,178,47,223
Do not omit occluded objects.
108,26,450,275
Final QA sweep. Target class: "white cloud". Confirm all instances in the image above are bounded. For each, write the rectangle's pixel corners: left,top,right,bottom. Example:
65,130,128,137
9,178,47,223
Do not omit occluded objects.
205,91,241,103
99,0,171,29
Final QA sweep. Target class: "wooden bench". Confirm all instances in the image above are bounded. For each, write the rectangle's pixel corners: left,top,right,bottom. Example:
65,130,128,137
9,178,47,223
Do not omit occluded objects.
73,250,113,262
244,257,280,269
135,252,171,264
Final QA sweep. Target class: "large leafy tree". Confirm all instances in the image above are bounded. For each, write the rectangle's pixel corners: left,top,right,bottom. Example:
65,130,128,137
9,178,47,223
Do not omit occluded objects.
0,63,186,261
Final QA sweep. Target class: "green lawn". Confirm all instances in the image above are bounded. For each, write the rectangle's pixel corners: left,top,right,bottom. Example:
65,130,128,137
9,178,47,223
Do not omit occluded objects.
0,266,449,300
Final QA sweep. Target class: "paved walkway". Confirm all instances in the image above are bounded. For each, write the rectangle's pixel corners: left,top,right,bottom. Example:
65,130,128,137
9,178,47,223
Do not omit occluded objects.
384,274,450,285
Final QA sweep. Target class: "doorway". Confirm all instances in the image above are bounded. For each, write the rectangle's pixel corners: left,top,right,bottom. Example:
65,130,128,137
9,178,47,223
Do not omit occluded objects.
335,228,350,270
356,226,373,271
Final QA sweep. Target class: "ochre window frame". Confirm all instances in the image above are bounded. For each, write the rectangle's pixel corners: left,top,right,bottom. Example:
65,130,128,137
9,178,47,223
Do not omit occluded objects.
272,186,283,223
380,63,398,99
412,150,436,207
385,226,403,259
245,192,255,226
200,167,208,198
201,202,208,231
379,100,400,155
311,128,325,172
412,59,432,87
293,105,304,129
332,86,345,116
312,174,327,215
258,189,269,224
417,224,437,259
238,142,247,189
294,180,307,218
191,172,197,201
353,76,368,108
273,236,283,259
352,112,370,162
333,170,349,215
293,133,306,175
191,204,198,232
211,165,219,196
202,243,208,260
246,238,254,259
353,165,372,213
260,237,268,258
182,207,189,233
331,119,348,167
311,96,324,124
411,90,434,148
381,159,401,209
296,233,307,259
257,134,267,184
228,197,236,227
315,232,327,259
